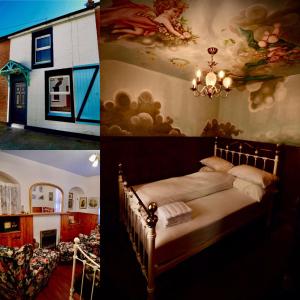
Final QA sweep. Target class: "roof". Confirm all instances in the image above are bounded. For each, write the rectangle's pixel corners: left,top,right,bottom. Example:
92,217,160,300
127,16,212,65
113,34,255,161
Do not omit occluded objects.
0,2,100,42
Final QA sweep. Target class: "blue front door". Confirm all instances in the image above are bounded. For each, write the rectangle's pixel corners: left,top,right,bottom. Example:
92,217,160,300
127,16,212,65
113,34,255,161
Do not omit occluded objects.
10,76,27,125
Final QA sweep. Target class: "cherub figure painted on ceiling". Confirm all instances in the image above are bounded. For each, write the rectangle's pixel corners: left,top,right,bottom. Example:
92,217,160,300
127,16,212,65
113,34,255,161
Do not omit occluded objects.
101,0,197,46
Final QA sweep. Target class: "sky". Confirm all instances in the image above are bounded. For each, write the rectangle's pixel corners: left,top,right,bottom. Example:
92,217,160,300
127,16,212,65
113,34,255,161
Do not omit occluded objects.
0,0,100,37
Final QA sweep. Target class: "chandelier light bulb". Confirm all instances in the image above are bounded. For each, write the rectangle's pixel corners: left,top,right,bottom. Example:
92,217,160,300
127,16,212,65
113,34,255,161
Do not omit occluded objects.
89,154,97,162
192,78,196,89
196,69,201,81
92,159,99,168
223,77,232,89
218,70,225,79
205,71,217,86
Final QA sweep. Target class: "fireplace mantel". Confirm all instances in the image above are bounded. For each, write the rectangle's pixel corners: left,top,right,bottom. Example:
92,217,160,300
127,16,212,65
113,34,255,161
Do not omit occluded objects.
0,212,69,217
32,212,69,216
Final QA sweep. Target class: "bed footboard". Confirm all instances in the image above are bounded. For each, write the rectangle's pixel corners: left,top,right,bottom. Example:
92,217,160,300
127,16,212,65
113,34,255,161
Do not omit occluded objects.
118,163,158,293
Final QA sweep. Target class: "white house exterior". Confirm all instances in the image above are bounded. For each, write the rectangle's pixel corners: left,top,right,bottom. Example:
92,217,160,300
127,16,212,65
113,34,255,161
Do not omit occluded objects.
0,3,100,136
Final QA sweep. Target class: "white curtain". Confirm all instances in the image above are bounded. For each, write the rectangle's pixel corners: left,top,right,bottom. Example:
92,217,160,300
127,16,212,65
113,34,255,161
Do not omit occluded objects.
0,182,20,214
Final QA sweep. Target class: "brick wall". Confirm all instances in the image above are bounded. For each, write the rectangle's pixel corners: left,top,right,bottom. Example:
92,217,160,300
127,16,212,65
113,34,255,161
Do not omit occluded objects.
0,39,10,122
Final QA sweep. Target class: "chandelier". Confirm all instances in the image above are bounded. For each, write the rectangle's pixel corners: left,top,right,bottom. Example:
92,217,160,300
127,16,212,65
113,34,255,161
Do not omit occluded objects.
89,153,100,167
191,47,232,99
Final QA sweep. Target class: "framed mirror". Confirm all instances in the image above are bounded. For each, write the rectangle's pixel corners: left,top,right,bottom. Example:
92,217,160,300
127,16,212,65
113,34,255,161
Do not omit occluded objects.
29,183,63,213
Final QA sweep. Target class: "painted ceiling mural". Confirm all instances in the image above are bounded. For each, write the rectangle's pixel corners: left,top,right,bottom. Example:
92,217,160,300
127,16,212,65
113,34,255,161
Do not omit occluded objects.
101,0,300,113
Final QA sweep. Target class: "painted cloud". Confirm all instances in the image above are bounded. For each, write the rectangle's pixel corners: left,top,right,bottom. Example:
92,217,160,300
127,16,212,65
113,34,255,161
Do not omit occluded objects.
101,90,185,136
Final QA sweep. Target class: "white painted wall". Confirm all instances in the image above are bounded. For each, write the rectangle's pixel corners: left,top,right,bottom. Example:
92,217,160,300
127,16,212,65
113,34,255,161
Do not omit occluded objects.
9,12,100,136
218,75,300,146
66,176,100,214
0,151,100,237
83,175,100,214
101,60,219,136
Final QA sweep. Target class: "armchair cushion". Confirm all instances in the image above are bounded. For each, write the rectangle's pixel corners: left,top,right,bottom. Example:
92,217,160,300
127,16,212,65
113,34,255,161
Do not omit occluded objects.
0,244,59,300
0,244,33,299
57,225,100,262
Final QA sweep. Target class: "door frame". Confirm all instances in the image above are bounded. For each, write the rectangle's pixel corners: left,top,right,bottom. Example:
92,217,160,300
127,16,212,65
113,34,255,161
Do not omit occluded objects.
9,74,28,125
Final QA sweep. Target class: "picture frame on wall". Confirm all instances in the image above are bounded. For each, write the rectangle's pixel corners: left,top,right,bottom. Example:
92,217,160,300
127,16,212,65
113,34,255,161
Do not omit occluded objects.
68,193,73,209
79,197,87,209
49,192,53,201
88,197,99,208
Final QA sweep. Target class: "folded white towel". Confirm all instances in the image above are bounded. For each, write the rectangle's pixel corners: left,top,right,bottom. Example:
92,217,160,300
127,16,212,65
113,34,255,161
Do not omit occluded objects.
157,202,192,227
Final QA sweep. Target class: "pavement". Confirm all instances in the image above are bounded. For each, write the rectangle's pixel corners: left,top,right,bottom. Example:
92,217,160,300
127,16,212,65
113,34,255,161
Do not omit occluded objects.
0,124,99,149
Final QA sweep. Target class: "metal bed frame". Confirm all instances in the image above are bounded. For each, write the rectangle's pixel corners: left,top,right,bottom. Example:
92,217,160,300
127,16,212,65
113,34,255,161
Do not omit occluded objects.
69,238,100,300
118,137,280,294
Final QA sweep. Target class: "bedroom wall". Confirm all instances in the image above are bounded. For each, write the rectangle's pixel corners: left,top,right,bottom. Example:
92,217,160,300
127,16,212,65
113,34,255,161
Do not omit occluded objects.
101,60,219,136
218,75,300,146
102,59,300,146
101,1,300,146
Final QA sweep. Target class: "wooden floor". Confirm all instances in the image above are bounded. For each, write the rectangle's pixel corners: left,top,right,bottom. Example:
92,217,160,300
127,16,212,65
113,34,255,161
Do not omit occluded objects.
36,264,82,300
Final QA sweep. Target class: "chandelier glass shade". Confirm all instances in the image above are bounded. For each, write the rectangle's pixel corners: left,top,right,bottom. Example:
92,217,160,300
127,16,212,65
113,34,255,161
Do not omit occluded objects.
191,47,232,99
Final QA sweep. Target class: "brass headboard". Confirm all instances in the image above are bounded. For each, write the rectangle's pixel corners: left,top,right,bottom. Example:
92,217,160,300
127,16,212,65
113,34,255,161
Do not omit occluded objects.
214,137,280,175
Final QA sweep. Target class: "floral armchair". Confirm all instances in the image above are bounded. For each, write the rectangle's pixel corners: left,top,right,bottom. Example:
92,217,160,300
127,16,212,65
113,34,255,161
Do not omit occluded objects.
57,225,100,263
0,244,59,300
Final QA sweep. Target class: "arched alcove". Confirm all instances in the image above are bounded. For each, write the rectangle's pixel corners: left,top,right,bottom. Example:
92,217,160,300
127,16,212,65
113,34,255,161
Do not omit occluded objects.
68,186,85,211
0,171,20,184
0,170,21,214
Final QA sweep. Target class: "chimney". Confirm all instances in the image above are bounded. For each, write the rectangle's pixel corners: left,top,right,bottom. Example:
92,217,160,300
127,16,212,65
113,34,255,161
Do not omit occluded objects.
85,0,95,8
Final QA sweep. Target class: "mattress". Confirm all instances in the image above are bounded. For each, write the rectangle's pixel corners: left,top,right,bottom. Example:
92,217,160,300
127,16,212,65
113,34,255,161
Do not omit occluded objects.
129,187,269,268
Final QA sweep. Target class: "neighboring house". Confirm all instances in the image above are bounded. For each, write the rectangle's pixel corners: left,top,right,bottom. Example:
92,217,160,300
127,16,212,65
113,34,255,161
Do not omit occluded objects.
0,39,10,123
0,2,100,136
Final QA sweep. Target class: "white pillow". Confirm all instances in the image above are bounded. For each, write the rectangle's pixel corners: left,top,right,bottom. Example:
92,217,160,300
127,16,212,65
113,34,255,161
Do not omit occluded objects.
233,178,265,202
200,156,234,172
228,164,277,188
199,166,215,172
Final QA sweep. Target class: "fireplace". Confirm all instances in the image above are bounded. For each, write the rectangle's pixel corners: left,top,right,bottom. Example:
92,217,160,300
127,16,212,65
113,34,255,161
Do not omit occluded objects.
40,229,57,248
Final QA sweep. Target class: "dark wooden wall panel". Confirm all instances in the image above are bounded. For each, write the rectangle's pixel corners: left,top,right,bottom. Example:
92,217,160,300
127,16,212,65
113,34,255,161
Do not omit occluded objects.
100,136,213,232
61,212,98,242
279,145,300,223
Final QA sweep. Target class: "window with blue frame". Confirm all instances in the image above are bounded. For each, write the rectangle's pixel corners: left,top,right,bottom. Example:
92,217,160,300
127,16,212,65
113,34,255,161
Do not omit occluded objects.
32,28,53,69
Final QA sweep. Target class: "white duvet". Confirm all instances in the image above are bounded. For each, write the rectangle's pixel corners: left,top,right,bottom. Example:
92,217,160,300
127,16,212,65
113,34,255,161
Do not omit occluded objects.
134,171,234,207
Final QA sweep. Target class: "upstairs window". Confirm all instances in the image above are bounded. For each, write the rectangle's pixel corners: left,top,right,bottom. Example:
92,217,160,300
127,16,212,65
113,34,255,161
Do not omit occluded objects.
32,27,53,69
36,35,51,63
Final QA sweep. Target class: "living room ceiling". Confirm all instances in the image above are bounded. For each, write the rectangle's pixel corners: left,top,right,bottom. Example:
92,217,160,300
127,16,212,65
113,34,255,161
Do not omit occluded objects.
101,0,300,86
2,150,100,177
